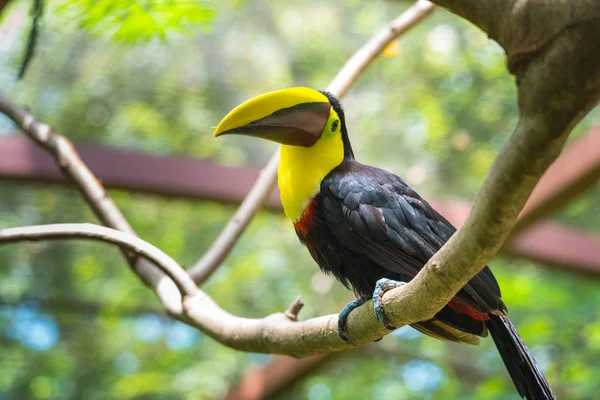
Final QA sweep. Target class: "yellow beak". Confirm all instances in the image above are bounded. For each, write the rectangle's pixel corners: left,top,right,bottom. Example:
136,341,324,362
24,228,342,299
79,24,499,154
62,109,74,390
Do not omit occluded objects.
213,87,331,147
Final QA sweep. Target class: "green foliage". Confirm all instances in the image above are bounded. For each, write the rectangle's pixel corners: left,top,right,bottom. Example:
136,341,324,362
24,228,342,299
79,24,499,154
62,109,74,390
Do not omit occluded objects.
53,0,215,42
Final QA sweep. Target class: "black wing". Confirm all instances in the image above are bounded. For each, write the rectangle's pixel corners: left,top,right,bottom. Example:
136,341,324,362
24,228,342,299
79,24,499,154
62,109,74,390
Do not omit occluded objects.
321,161,503,313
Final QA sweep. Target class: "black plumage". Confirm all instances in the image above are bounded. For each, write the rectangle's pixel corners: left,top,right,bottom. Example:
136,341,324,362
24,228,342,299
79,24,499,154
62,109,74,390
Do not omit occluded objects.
291,92,555,400
299,160,498,338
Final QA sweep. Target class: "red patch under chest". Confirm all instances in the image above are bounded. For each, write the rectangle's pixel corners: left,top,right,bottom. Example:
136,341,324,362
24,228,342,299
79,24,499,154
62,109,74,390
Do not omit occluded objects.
448,299,490,321
294,198,319,236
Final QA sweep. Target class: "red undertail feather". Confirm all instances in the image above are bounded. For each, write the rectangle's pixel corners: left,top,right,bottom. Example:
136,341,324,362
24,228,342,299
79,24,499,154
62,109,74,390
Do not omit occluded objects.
294,198,319,236
448,299,490,321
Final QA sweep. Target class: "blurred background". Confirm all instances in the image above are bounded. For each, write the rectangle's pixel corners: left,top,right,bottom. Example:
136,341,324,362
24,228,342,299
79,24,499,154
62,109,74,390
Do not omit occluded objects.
1,1,600,399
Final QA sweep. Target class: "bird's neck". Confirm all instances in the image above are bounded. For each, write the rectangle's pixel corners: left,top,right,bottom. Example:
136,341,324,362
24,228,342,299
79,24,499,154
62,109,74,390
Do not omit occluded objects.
278,133,345,222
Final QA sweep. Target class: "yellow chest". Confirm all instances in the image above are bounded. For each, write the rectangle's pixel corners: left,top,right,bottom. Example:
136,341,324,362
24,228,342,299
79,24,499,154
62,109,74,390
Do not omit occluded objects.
278,133,344,221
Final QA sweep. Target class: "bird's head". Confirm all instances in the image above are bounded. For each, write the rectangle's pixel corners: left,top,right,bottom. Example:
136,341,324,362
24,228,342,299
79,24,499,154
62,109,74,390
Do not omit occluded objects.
213,87,353,158
214,87,354,221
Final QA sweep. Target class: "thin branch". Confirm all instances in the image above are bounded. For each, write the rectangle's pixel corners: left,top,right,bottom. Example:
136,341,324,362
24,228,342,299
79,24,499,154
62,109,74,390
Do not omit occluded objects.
190,152,279,284
18,0,44,79
327,0,435,98
188,0,436,283
0,0,11,17
0,94,184,315
284,296,304,321
0,224,198,297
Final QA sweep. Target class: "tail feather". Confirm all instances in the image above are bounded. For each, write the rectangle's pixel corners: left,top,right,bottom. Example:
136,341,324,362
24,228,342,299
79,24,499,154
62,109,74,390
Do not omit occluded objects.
411,320,480,345
486,313,556,400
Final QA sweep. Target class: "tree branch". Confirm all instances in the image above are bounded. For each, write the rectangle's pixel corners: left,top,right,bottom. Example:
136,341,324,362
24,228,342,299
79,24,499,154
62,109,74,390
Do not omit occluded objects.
189,152,279,284
188,0,435,284
18,0,44,79
327,0,435,98
0,0,11,17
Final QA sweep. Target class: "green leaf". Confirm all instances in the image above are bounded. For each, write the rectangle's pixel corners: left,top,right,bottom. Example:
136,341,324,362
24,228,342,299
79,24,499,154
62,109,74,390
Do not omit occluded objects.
52,0,215,43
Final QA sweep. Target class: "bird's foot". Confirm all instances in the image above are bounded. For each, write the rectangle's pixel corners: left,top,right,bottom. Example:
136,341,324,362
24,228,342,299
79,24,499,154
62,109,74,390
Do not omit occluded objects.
373,278,406,330
337,297,368,341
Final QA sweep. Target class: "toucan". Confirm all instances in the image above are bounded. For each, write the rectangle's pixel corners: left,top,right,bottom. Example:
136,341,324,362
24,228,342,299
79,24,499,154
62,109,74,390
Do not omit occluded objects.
214,87,555,400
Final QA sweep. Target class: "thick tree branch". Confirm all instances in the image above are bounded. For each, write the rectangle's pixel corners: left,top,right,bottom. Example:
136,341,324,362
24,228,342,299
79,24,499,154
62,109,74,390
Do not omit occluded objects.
188,0,435,284
0,95,184,315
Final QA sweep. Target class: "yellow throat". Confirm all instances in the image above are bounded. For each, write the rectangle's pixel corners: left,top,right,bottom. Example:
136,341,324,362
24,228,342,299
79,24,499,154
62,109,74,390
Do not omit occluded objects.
278,108,344,221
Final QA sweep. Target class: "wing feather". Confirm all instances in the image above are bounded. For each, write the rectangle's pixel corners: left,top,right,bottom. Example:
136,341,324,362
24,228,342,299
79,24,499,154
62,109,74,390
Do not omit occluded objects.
321,162,503,314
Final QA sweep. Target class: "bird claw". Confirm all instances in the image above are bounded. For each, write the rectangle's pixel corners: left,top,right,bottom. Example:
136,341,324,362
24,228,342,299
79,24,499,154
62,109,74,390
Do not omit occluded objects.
337,297,368,341
373,278,406,330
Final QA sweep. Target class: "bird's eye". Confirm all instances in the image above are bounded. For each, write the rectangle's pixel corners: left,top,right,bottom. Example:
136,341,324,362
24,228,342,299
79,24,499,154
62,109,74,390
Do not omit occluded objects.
331,120,339,132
